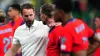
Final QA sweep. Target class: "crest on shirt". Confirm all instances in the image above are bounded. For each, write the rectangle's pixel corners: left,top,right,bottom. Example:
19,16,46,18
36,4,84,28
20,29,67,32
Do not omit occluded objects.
61,36,66,44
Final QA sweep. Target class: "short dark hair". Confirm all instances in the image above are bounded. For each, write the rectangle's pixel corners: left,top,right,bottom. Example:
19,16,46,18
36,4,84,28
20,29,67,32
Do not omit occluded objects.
0,10,6,22
21,3,35,14
53,0,72,13
41,4,55,18
96,16,100,18
9,4,20,12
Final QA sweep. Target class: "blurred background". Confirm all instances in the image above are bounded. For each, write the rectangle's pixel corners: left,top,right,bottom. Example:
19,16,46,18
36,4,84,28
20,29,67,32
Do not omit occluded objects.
0,0,100,29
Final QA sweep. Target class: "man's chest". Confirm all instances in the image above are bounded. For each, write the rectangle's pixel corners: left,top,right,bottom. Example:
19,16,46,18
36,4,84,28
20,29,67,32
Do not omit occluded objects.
17,28,48,45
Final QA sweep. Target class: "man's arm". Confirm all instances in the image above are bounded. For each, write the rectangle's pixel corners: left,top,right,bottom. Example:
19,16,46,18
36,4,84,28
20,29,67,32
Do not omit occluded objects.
4,44,21,56
87,34,100,55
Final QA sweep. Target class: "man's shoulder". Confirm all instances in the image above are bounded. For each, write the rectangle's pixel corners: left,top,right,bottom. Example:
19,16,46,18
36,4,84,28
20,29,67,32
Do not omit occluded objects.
43,25,50,31
15,24,26,31
35,20,50,31
34,20,43,26
35,20,47,27
54,26,62,30
35,20,43,25
13,24,26,36
50,26,62,33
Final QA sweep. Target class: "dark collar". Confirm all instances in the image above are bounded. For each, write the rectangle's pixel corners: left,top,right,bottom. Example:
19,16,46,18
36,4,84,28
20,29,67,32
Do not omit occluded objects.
49,26,55,33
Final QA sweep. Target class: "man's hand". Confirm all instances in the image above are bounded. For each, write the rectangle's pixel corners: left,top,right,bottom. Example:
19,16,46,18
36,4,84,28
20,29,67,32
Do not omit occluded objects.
4,44,20,56
48,22,62,28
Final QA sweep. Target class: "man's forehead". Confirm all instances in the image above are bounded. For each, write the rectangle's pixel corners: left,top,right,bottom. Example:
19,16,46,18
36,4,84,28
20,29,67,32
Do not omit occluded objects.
22,9,34,13
8,7,13,10
22,9,33,11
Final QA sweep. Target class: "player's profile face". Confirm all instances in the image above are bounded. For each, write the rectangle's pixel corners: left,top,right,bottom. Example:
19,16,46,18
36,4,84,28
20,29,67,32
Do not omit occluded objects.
40,9,47,25
8,7,16,19
95,17,100,27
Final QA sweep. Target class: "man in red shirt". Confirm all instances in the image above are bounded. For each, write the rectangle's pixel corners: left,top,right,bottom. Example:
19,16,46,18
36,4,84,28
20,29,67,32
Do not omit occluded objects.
0,10,13,56
40,4,62,56
53,0,100,56
7,4,24,33
93,16,100,56
7,4,24,56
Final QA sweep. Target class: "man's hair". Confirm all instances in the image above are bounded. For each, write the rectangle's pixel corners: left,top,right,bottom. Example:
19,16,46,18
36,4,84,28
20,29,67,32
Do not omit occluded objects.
21,3,35,14
9,4,21,12
0,10,6,22
41,3,55,18
53,0,72,13
96,15,100,19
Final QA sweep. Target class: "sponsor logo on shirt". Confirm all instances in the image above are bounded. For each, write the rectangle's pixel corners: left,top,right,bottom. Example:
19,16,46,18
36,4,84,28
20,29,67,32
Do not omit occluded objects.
82,37,88,44
75,24,85,33
0,28,12,34
61,44,66,50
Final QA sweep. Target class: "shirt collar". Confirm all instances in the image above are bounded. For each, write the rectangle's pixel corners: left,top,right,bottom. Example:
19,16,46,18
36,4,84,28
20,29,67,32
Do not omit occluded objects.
66,18,76,24
32,20,38,27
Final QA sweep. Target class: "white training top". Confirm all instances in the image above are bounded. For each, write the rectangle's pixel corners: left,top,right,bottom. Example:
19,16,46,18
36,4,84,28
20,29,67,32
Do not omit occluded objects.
13,20,50,56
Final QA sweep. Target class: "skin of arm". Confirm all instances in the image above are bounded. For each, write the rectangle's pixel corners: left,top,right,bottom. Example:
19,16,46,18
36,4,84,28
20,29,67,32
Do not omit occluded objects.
4,44,21,56
87,34,100,56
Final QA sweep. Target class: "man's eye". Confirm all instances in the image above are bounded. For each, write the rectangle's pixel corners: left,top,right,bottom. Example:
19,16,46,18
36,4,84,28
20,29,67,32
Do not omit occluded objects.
30,14,33,16
24,15,28,17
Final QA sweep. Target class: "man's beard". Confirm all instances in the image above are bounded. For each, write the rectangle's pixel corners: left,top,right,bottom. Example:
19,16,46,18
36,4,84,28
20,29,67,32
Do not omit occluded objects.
43,21,47,25
41,17,47,25
25,20,34,28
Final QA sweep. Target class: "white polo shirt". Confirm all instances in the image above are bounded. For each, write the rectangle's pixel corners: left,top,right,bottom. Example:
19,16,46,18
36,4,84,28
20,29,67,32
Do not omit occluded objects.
13,20,50,56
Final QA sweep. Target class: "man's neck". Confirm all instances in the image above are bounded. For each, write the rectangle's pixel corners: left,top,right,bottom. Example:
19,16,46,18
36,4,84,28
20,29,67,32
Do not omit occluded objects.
62,13,73,26
13,15,20,22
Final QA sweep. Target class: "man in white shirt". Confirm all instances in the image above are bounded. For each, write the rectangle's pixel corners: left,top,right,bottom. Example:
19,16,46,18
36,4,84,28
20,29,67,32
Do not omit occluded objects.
5,3,49,56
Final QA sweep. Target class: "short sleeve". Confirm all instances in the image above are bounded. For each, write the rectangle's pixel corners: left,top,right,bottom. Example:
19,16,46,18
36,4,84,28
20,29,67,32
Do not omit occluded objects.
82,21,94,37
87,27,94,37
12,28,20,44
12,37,20,44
